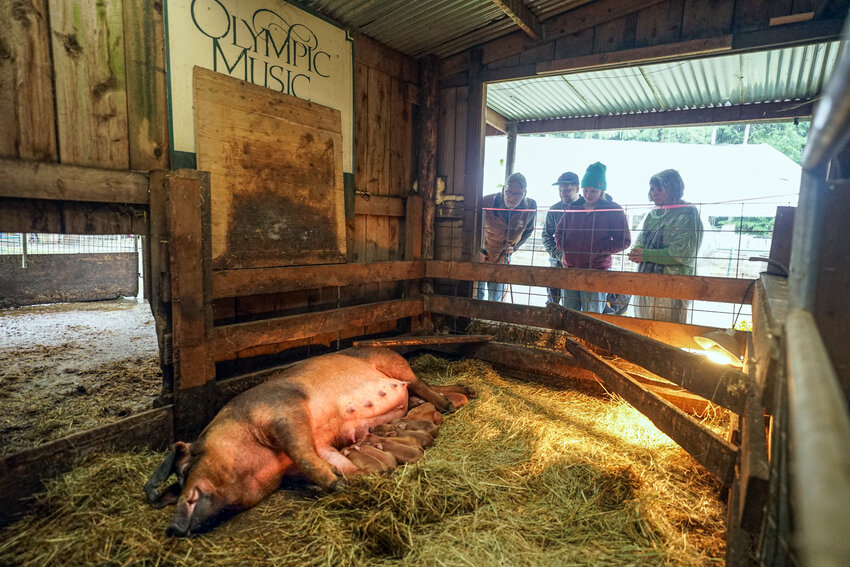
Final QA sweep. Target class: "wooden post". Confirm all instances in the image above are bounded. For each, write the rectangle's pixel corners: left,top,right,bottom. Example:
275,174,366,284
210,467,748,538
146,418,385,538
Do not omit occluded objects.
462,49,486,266
405,195,426,331
166,169,216,440
786,309,850,567
505,120,517,177
418,54,439,261
148,170,173,395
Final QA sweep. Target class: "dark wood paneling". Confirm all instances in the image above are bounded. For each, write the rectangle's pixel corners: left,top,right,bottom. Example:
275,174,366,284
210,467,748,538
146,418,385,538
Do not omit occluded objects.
0,197,148,235
0,253,138,307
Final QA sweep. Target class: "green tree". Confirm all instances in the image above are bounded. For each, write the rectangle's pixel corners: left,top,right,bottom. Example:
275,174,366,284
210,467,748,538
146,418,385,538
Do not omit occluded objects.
548,121,810,163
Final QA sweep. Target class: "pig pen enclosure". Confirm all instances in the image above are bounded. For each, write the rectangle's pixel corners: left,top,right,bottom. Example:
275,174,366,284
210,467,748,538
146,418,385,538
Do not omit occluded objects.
3,0,850,565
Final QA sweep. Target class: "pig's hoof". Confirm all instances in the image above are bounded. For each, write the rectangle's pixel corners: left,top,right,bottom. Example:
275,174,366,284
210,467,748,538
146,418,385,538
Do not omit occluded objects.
328,477,347,493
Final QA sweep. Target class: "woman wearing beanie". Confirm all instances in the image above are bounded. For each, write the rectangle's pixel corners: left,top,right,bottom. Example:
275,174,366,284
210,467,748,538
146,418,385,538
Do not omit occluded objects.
554,162,631,313
628,169,703,322
478,172,538,301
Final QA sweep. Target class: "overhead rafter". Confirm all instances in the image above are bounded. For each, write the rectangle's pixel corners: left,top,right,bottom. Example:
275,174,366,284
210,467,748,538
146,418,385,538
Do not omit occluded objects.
485,107,508,133
515,101,815,134
491,0,542,40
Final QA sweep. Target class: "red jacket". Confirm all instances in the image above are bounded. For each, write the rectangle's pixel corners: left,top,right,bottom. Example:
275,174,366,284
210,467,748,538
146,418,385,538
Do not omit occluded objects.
554,197,631,269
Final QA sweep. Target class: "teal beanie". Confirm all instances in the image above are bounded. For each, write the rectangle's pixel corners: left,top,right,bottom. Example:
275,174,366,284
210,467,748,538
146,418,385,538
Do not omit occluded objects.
581,162,607,191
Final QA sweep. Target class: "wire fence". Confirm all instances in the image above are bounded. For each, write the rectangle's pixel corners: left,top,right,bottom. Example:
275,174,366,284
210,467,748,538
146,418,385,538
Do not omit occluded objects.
470,199,786,329
0,233,139,255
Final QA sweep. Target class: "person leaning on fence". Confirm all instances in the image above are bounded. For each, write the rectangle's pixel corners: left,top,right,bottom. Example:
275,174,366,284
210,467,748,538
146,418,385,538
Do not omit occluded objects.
478,172,538,302
628,169,703,323
554,162,631,313
542,171,583,305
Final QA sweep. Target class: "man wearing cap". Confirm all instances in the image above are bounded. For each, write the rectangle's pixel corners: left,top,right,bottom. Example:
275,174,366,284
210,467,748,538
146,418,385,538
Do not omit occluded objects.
542,172,583,305
478,172,537,301
554,162,631,313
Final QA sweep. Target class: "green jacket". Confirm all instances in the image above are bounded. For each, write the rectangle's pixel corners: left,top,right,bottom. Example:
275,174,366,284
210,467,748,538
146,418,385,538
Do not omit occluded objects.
635,201,703,276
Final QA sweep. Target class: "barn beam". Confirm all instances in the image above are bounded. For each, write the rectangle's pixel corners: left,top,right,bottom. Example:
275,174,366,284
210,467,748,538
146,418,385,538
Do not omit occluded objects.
165,170,216,440
0,157,149,204
515,101,814,134
214,297,424,362
212,260,425,299
486,107,508,133
441,0,665,76
353,334,492,347
426,260,754,304
491,0,542,40
535,35,732,75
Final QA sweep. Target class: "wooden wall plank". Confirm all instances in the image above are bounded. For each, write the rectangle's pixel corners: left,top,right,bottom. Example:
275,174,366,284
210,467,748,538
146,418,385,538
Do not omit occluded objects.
593,14,635,53
0,253,138,308
734,0,794,31
194,67,345,269
681,0,735,37
122,0,169,170
48,0,129,168
212,261,425,299
0,157,148,203
366,68,391,196
214,297,424,361
437,88,457,190
353,195,404,216
0,0,56,161
635,0,685,46
365,66,392,325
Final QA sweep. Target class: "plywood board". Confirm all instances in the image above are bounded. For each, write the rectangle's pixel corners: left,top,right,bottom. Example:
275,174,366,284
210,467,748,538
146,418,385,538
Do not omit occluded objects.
194,67,345,269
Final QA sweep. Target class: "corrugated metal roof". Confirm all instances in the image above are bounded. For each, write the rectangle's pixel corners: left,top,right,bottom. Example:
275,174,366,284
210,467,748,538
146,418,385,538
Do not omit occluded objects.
301,0,522,58
486,42,840,122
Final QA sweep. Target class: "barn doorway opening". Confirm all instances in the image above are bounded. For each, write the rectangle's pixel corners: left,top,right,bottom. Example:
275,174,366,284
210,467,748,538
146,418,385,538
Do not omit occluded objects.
0,233,161,457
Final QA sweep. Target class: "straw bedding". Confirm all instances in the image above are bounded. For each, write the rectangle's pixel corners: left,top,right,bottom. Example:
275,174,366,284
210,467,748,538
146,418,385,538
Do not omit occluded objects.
0,354,727,566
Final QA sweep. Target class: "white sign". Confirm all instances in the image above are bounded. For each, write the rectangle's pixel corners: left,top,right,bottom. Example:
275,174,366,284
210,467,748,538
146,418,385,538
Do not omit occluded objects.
165,0,354,172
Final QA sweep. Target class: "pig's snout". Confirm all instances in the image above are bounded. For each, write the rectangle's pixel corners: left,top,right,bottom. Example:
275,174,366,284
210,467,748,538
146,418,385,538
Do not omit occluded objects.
166,488,219,538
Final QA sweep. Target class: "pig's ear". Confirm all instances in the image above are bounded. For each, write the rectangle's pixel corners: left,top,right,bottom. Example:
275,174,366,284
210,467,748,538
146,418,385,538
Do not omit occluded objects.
144,448,178,505
173,441,194,484
144,442,194,506
149,482,182,508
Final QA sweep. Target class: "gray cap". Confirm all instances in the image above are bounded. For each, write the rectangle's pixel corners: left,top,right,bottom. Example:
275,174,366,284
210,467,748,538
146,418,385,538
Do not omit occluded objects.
553,171,579,186
504,172,527,190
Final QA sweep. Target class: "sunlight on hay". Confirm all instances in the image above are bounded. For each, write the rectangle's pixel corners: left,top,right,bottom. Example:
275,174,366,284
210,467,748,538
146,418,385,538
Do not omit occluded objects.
0,354,727,566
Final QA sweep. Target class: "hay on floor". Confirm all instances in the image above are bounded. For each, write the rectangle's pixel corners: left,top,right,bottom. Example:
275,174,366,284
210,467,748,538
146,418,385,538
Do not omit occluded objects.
0,355,726,566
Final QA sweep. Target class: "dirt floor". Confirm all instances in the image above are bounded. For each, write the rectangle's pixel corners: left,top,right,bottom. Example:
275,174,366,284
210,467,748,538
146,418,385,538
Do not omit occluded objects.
0,299,162,457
